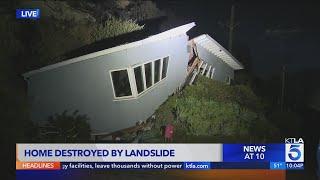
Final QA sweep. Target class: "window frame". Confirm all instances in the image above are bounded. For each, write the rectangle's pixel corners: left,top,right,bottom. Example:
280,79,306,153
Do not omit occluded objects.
198,61,204,72
138,56,170,94
143,61,153,89
201,63,208,75
161,56,169,80
210,67,215,79
109,68,135,100
206,65,212,77
133,65,145,95
111,55,170,101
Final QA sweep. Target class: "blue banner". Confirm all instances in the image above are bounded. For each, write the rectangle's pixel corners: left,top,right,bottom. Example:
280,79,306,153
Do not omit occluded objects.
16,9,40,19
223,144,285,162
285,162,304,170
61,162,184,170
183,162,211,170
270,162,286,169
213,162,269,169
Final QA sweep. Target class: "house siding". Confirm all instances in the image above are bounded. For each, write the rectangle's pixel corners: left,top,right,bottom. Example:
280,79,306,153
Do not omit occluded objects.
27,34,189,133
196,44,234,82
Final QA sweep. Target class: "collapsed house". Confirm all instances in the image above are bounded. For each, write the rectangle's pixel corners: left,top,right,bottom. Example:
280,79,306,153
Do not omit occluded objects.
188,34,243,85
23,22,243,134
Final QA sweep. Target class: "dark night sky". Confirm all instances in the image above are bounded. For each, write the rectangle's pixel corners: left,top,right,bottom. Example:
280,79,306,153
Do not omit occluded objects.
156,1,320,78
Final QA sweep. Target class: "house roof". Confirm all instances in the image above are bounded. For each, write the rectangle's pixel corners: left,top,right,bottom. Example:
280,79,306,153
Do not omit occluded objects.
23,22,196,78
192,34,244,70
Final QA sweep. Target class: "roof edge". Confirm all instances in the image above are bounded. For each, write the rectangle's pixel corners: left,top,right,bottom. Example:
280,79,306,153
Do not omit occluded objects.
192,34,244,70
23,22,196,78
204,34,244,70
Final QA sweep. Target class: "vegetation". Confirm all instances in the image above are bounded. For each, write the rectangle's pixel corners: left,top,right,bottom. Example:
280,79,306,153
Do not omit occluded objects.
0,3,144,148
91,17,144,42
151,76,279,142
40,110,91,142
0,1,280,145
0,12,158,178
23,16,143,68
0,1,144,70
0,15,31,143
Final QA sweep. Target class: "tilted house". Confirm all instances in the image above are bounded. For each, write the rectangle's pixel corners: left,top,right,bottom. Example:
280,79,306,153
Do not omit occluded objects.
23,22,243,134
188,34,243,85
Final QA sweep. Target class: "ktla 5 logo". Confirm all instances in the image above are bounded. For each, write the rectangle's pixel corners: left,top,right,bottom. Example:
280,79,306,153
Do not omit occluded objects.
285,138,304,162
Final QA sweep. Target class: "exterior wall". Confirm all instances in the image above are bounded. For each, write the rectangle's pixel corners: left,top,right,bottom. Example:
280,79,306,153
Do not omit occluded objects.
26,35,189,133
196,44,234,82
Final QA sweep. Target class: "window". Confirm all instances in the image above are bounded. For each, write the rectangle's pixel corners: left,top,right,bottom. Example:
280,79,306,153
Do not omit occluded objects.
111,69,132,98
144,62,152,88
134,66,144,94
162,57,169,79
154,59,161,83
198,61,203,71
206,66,211,77
211,68,215,79
110,56,170,100
201,63,208,75
204,66,208,76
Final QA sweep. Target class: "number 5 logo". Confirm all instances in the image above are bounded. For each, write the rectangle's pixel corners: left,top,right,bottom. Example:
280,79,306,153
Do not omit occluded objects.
286,144,304,162
288,145,301,161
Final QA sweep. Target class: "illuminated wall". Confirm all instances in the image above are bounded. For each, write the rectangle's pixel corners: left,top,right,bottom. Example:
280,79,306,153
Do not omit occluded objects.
26,34,189,133
195,44,234,83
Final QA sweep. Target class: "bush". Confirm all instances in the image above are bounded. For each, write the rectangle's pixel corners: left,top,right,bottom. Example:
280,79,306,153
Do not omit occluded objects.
40,110,91,142
152,76,278,140
183,76,236,103
184,76,267,112
175,97,259,137
91,17,144,42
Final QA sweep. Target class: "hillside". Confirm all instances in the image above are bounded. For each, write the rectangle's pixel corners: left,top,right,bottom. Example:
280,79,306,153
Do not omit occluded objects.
142,76,279,143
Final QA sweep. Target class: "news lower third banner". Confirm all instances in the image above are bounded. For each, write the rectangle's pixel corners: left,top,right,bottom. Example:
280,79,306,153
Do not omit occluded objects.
16,142,304,171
